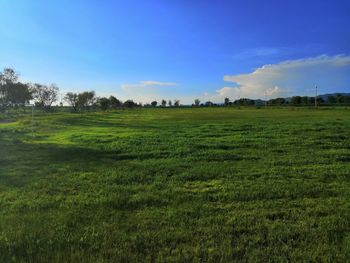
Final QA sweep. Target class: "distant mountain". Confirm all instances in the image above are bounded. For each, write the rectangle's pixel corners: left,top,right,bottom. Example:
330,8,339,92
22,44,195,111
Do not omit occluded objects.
318,93,350,101
265,93,350,103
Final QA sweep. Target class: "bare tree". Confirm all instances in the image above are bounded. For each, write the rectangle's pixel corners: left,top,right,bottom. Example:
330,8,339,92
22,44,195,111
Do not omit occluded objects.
31,84,59,108
64,92,79,111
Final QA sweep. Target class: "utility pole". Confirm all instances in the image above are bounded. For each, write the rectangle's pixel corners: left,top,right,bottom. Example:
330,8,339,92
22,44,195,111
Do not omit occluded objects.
315,85,318,108
31,104,34,136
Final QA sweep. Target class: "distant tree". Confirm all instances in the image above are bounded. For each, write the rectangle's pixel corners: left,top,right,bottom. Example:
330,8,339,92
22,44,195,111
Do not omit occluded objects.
77,91,95,110
291,96,302,105
31,83,59,108
64,92,79,111
161,99,167,107
224,97,230,106
308,97,315,105
97,97,111,111
268,98,286,105
174,100,180,107
234,98,255,106
301,96,308,105
0,68,32,105
2,82,32,104
0,68,18,84
151,101,158,107
328,95,336,104
275,98,286,105
205,101,213,107
344,96,350,105
168,100,172,107
109,96,122,108
194,98,200,106
123,100,136,108
317,97,325,105
336,94,345,104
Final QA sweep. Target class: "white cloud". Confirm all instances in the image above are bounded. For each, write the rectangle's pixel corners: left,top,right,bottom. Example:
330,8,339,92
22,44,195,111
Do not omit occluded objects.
121,80,178,90
215,55,350,100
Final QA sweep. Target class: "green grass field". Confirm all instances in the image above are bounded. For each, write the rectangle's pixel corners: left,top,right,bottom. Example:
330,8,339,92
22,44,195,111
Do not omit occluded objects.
1,107,350,262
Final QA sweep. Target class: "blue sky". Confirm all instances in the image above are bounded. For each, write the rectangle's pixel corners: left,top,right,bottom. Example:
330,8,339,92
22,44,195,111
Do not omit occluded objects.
1,0,350,103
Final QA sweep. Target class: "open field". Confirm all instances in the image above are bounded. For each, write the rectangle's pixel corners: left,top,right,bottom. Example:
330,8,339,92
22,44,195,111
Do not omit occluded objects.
1,107,350,262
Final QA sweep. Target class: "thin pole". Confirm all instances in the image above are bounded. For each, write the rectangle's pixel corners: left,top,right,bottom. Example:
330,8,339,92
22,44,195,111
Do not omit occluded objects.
315,85,318,108
31,104,34,136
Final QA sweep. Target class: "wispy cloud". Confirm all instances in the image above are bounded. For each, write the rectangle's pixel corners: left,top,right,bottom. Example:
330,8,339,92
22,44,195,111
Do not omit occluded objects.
232,47,283,59
212,54,350,101
121,80,178,90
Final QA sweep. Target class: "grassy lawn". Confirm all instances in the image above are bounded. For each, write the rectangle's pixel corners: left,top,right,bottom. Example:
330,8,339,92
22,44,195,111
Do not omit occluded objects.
1,107,350,262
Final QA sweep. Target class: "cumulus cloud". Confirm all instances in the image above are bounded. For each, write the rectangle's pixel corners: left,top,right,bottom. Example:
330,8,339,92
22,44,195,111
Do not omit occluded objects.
215,55,350,100
121,80,178,90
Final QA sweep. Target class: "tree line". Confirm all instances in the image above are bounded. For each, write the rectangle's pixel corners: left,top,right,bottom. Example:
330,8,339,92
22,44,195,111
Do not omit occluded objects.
0,68,182,111
1,68,349,111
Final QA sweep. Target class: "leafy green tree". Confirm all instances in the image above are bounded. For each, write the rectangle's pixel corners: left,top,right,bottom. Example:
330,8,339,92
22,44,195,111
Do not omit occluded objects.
123,100,136,108
168,100,172,107
344,96,350,105
291,96,302,105
308,97,315,105
336,94,345,104
0,68,32,105
174,100,180,107
77,91,95,110
194,99,200,106
109,96,122,108
234,98,254,105
224,97,230,106
301,96,308,105
98,97,111,111
328,96,336,104
161,99,167,107
151,101,158,107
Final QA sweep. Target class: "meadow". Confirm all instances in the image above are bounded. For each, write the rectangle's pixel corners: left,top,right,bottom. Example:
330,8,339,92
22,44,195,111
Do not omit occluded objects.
1,107,350,262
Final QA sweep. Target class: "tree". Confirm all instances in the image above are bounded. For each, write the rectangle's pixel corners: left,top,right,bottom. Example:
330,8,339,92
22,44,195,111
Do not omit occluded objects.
224,97,230,106
328,95,336,104
174,100,180,107
291,96,302,105
151,101,158,107
124,100,136,108
109,96,122,108
161,99,167,107
308,97,315,105
234,98,255,106
301,96,308,105
77,91,95,110
344,96,350,105
98,97,111,111
205,101,213,107
194,99,200,106
31,83,59,108
168,100,172,107
0,68,18,84
64,92,79,111
0,68,32,105
336,94,345,104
